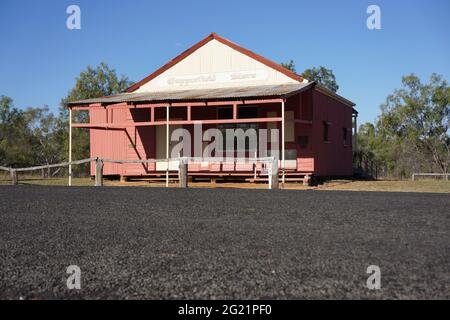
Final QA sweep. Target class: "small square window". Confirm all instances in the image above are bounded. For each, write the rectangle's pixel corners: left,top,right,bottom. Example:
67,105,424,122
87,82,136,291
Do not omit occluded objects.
323,121,330,142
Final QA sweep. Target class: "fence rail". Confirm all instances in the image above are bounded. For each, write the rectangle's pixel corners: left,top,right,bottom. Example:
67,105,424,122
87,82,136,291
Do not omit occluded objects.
412,173,449,181
0,157,279,189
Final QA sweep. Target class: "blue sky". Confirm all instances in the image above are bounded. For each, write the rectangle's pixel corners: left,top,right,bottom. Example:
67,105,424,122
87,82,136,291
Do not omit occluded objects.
0,0,449,124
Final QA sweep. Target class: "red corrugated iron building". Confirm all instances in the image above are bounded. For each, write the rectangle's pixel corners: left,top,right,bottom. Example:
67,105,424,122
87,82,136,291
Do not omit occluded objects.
67,33,358,181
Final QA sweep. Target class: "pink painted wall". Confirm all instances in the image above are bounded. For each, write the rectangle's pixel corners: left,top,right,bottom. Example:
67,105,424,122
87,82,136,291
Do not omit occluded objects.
310,90,353,176
89,106,155,176
90,107,126,176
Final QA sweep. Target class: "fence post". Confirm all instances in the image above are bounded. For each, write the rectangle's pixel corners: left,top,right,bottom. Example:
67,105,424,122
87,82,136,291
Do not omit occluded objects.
253,150,257,179
95,158,104,187
179,158,188,188
303,175,311,186
271,158,279,190
10,169,18,185
412,173,415,181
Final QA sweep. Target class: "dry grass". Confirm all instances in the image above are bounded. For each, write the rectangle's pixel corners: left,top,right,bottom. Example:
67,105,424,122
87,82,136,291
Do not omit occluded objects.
316,179,450,193
0,176,93,186
0,175,448,193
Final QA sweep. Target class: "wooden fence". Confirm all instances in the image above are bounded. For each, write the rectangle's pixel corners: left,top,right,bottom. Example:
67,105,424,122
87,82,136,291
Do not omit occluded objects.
0,157,279,189
411,173,449,181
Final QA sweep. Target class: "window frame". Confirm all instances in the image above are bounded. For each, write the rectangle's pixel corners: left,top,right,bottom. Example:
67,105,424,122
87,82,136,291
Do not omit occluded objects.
323,121,330,143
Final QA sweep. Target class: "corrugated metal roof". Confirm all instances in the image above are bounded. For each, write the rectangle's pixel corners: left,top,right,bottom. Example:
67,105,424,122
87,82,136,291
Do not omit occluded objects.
65,83,314,106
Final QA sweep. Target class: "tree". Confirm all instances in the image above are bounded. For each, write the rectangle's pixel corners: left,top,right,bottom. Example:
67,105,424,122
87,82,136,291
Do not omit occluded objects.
24,106,61,176
281,61,340,93
357,122,377,155
1,97,64,174
58,63,132,175
62,62,132,103
280,60,296,73
0,96,35,167
302,66,339,93
357,73,450,177
0,63,132,173
377,73,449,175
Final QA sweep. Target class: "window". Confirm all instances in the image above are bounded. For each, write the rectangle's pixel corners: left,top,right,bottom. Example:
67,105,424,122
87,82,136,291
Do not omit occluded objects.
343,128,348,145
323,121,330,142
298,136,309,149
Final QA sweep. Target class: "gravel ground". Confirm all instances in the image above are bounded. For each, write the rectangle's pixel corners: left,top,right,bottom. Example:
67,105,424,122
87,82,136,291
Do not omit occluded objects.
0,185,448,299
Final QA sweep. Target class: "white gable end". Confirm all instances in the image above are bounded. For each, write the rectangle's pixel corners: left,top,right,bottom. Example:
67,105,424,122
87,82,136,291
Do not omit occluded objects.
135,39,299,93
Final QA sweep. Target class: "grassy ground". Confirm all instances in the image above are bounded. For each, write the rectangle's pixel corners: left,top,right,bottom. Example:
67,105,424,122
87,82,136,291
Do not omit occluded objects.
1,175,448,193
0,176,93,186
317,179,450,193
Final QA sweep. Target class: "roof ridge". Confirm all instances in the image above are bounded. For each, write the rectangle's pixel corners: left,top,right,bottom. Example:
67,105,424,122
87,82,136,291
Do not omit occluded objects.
126,32,304,92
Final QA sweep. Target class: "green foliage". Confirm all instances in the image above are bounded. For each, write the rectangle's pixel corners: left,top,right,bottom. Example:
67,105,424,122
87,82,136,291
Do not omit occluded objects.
58,63,133,174
358,73,450,177
280,60,296,72
0,63,132,176
357,123,377,157
280,61,339,93
24,106,62,166
302,66,339,93
0,96,35,166
61,62,131,103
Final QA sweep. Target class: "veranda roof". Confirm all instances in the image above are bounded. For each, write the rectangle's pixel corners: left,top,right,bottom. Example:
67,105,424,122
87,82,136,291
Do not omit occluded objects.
65,83,315,106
